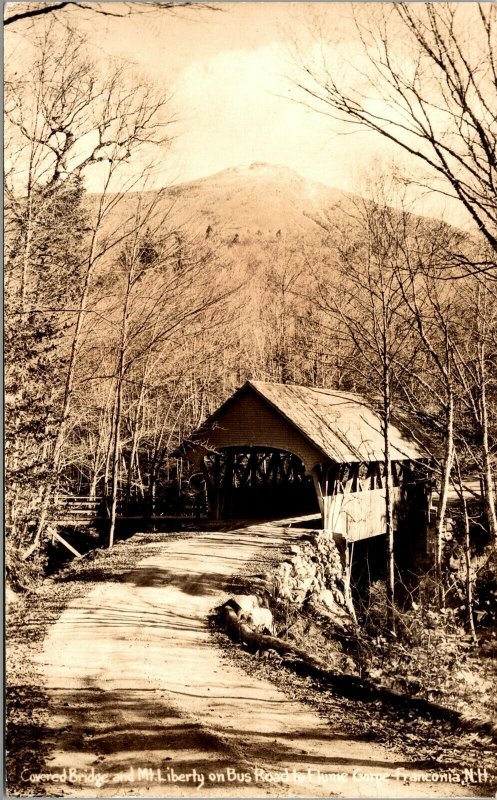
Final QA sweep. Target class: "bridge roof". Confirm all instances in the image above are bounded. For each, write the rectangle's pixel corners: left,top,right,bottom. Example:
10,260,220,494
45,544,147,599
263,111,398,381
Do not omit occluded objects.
185,381,426,465
248,382,425,463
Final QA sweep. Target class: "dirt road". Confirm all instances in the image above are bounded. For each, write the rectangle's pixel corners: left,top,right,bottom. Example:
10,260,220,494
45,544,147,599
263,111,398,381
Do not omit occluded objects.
34,521,476,798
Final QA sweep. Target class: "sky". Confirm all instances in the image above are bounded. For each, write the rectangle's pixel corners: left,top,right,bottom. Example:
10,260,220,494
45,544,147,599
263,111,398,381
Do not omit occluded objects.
78,2,370,189
5,2,468,226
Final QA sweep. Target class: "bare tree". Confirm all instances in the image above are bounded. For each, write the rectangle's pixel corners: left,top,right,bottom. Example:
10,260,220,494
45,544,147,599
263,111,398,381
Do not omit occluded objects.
451,273,497,545
452,455,477,643
95,198,239,546
310,176,417,632
4,2,219,27
394,230,461,606
294,3,497,261
4,25,172,564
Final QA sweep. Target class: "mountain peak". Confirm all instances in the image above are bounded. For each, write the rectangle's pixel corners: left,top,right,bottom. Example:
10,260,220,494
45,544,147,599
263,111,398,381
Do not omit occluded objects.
163,163,351,238
218,162,308,182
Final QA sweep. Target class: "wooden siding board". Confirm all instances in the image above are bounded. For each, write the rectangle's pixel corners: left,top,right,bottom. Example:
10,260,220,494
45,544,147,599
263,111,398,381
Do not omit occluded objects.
195,390,324,471
324,487,402,542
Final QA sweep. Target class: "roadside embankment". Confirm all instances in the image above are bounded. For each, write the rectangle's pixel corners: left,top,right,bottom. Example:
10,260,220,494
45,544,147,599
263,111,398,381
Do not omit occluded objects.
214,523,497,790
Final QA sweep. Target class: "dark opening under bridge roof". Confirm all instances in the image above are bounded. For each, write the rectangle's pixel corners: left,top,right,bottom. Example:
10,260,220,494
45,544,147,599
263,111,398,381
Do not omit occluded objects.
186,381,427,465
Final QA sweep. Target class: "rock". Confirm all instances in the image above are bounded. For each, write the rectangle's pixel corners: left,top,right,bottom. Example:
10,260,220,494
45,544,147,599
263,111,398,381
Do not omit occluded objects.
275,583,292,601
318,589,336,611
289,544,301,555
291,555,303,573
242,607,274,634
335,589,345,606
229,594,260,614
279,561,292,578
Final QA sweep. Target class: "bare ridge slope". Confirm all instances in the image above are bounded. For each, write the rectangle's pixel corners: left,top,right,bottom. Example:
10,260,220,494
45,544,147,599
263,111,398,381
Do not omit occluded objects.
164,162,353,239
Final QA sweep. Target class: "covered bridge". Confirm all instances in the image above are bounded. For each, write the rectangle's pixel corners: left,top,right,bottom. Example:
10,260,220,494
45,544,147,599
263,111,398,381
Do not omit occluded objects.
180,381,431,545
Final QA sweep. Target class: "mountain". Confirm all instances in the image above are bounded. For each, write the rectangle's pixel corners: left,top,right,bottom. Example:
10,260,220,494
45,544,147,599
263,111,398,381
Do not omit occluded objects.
86,163,358,288
163,162,353,240
88,163,453,280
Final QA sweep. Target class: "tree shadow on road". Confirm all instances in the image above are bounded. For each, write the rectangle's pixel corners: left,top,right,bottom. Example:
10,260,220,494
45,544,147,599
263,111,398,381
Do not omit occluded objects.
7,685,261,796
123,566,229,595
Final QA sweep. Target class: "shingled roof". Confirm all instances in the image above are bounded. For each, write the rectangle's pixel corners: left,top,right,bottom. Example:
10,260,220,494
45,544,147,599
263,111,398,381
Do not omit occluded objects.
187,381,426,464
248,382,424,463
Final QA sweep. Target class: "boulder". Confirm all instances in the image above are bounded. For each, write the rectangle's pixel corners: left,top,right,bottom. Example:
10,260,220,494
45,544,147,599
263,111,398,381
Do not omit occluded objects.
241,606,274,634
229,594,260,614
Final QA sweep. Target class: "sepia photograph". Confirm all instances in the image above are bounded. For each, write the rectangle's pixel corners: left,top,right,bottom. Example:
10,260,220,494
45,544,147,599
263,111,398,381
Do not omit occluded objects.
4,1,497,797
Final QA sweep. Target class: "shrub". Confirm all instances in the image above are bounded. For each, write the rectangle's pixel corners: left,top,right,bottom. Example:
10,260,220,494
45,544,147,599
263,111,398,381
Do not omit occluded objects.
354,580,495,717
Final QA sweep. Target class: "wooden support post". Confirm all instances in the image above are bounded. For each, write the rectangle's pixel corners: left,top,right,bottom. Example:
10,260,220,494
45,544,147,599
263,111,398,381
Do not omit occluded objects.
214,453,222,520
349,464,355,493
311,466,325,528
249,449,258,489
223,450,234,518
260,451,270,486
391,461,400,488
52,531,83,559
374,462,383,489
281,455,290,485
321,464,329,498
366,461,375,490
328,463,340,495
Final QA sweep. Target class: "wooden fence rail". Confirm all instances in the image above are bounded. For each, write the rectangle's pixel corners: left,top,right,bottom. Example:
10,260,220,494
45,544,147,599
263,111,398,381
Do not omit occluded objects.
53,495,104,525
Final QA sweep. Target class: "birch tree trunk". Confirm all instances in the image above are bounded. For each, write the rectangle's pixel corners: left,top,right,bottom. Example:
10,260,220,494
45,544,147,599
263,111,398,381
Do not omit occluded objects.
453,456,477,642
108,254,134,549
434,392,454,607
478,341,497,546
382,329,396,634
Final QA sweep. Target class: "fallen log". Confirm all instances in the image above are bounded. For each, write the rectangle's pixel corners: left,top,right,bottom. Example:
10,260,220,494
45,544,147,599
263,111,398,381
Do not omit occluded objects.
217,602,497,742
221,605,324,667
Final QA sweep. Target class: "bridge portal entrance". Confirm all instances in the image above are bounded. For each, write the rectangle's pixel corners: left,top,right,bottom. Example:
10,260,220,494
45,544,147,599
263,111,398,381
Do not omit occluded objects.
201,446,319,520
